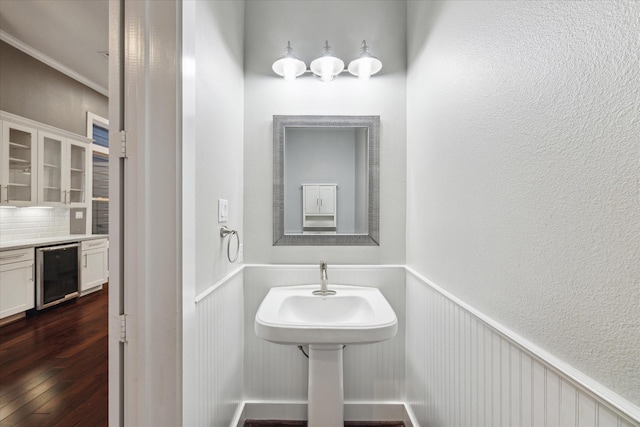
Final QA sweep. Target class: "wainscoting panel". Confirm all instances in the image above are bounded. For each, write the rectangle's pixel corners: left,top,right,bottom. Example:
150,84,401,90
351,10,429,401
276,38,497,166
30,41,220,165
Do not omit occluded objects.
405,271,639,427
243,265,406,402
196,270,244,426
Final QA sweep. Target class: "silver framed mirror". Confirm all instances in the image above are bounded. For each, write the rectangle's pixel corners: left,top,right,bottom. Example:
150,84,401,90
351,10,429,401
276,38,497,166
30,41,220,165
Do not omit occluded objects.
273,115,380,246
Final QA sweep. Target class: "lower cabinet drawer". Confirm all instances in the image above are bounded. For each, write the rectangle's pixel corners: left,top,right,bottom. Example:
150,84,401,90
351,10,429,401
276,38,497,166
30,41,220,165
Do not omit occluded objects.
0,248,34,266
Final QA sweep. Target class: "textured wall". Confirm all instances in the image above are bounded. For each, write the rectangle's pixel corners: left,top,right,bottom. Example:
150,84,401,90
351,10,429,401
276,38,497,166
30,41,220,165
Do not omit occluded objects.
406,0,640,406
0,41,108,136
406,272,639,427
243,0,406,264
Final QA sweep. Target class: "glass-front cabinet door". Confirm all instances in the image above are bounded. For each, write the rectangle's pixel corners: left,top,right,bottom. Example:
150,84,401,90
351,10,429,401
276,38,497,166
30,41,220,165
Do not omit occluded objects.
37,134,89,206
67,139,88,205
38,131,64,205
1,121,38,206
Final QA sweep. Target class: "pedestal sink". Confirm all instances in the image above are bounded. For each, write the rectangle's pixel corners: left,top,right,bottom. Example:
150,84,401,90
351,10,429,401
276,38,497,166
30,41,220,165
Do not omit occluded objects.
254,284,398,427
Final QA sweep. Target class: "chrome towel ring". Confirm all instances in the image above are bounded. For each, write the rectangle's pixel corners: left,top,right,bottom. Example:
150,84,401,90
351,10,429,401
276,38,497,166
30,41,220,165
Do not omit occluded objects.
220,226,240,263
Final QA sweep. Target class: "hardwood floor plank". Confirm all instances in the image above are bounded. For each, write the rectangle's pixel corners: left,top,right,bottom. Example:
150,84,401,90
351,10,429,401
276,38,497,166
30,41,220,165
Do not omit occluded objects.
0,285,108,426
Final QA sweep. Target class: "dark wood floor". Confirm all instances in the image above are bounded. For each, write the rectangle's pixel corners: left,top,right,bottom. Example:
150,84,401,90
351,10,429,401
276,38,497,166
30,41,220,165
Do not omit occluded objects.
0,286,108,426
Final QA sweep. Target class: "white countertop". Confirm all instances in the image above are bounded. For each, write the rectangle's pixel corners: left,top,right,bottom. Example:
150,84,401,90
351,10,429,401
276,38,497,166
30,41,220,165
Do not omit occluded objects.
0,235,107,251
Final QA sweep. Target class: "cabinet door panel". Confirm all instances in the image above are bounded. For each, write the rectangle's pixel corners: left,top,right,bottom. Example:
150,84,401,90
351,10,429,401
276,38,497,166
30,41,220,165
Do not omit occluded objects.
38,132,65,205
67,139,88,205
304,185,320,214
81,247,108,291
319,185,335,214
2,121,38,206
0,260,35,318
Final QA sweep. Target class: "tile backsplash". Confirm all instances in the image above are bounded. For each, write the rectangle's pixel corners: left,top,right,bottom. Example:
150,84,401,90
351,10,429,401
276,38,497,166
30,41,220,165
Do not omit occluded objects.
0,207,70,241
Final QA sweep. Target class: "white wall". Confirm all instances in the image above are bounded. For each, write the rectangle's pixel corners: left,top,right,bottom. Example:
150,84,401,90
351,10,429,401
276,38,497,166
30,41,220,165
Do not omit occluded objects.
406,0,640,409
182,0,245,425
195,270,244,426
192,0,245,295
406,271,638,427
243,0,406,264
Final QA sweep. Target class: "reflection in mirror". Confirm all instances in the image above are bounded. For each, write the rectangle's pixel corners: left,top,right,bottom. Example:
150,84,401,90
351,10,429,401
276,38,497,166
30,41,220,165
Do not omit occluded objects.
273,115,379,246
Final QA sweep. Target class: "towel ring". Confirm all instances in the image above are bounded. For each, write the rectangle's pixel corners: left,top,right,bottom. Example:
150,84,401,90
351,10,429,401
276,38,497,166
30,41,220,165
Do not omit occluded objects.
220,226,240,263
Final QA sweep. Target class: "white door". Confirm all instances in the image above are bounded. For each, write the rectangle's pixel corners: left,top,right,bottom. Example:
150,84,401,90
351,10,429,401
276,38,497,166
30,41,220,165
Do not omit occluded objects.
108,1,125,425
319,185,335,214
305,185,320,214
109,1,182,426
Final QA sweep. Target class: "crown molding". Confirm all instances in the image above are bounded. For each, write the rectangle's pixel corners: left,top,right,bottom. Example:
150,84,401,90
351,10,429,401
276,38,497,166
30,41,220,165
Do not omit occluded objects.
0,30,108,97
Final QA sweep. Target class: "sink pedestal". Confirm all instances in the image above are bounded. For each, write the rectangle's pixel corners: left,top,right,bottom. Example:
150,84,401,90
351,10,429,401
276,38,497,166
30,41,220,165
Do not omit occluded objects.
308,344,344,427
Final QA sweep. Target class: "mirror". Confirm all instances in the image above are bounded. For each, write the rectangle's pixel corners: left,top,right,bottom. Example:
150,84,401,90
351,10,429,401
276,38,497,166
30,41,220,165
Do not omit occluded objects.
273,115,379,246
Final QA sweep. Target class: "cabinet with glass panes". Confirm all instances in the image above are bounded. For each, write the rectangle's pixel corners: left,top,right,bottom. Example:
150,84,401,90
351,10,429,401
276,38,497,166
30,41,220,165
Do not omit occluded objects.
38,132,89,207
1,111,91,208
1,121,38,206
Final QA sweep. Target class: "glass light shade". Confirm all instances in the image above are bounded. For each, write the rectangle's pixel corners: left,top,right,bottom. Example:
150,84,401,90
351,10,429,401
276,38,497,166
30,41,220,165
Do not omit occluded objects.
310,41,345,82
348,40,382,80
272,42,306,80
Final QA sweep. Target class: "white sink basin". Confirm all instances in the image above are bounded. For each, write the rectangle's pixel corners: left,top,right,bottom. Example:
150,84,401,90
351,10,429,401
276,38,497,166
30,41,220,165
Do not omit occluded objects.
254,284,398,345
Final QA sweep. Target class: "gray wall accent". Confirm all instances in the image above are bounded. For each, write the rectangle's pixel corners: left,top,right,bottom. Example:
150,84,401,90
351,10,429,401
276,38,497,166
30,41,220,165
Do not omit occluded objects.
0,41,108,136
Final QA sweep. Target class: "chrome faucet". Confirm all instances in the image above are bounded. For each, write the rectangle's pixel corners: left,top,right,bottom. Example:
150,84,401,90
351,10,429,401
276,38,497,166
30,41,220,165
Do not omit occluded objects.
313,260,336,295
320,261,328,290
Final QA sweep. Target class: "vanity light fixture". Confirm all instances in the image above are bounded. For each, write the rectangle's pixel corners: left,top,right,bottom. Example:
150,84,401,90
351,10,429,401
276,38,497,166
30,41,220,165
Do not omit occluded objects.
348,40,382,80
273,40,382,81
310,40,345,82
272,41,307,81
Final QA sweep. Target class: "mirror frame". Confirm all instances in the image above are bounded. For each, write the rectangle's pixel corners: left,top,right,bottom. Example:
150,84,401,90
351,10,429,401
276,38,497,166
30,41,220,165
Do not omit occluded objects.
273,115,380,246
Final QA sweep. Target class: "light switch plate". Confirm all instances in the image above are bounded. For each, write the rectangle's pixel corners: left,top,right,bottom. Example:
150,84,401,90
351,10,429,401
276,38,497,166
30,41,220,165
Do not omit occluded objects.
218,199,228,223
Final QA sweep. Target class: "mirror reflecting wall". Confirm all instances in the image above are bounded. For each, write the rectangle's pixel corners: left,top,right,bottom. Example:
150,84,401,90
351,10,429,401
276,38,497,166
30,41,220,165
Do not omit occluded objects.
273,115,379,246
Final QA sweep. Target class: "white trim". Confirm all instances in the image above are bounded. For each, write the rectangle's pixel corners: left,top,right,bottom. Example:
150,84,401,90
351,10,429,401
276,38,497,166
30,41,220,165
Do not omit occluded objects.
0,110,91,143
0,30,108,97
244,263,406,270
405,266,640,424
194,265,244,303
87,112,109,155
235,401,411,426
87,112,109,137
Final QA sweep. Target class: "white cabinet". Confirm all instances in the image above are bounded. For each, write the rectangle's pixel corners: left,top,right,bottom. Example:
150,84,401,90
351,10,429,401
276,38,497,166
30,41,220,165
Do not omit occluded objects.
1,111,92,208
80,238,108,294
0,248,35,320
1,121,38,206
38,131,90,207
302,184,337,232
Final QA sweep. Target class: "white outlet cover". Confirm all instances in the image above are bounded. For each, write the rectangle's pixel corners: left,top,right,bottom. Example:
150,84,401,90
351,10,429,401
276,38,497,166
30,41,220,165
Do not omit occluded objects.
218,199,228,222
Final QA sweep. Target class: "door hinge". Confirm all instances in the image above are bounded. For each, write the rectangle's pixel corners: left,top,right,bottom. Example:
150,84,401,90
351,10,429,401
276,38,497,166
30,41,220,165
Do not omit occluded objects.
120,130,128,158
119,313,128,343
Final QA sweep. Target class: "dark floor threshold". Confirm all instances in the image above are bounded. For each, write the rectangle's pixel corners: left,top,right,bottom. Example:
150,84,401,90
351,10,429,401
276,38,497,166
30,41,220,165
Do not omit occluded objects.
243,421,405,427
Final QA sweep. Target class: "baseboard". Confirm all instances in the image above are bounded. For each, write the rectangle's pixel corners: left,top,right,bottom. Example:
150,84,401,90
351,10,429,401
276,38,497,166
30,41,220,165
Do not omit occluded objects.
235,401,414,427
